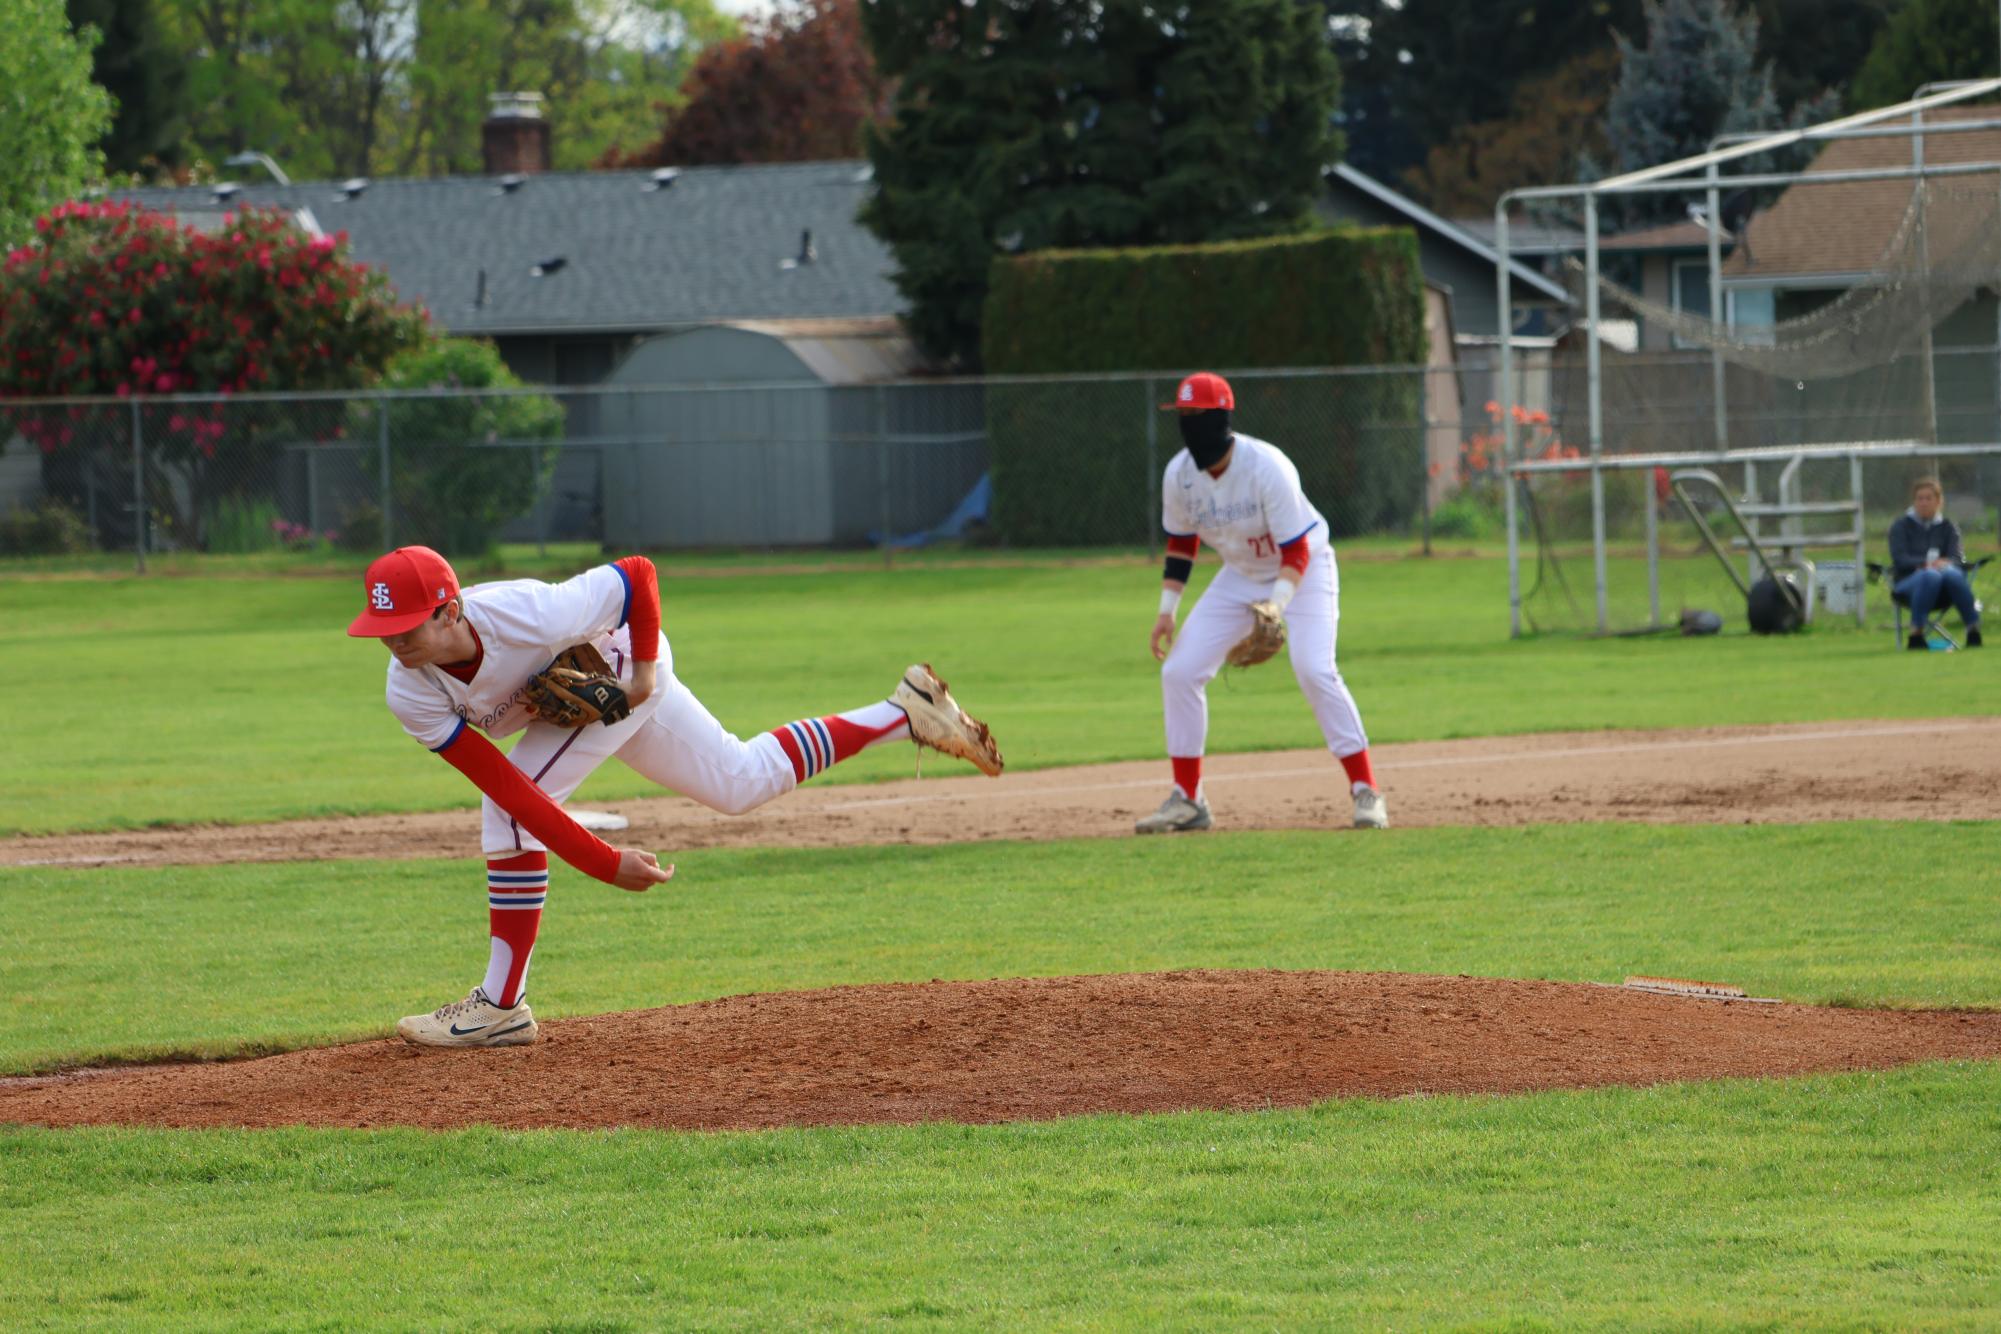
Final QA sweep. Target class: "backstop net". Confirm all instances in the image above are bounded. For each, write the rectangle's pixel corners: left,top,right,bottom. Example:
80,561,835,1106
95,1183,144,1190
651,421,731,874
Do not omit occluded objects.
1510,166,2001,636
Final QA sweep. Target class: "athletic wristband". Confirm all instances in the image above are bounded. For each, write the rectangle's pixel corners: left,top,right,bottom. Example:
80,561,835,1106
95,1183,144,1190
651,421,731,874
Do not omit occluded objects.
1159,586,1183,617
1268,579,1297,613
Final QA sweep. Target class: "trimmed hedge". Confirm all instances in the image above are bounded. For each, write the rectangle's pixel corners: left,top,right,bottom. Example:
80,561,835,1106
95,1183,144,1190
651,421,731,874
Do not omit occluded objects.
980,229,1429,545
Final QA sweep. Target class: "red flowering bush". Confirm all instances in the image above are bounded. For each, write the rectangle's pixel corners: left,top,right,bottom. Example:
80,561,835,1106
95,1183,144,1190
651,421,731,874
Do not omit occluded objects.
1426,401,1582,541
1457,399,1579,491
1,200,426,550
0,200,424,454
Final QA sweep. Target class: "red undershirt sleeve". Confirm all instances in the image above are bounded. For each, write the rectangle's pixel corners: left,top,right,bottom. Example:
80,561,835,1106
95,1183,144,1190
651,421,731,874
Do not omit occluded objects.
436,727,621,883
1165,534,1199,560
612,556,660,662
1279,533,1311,578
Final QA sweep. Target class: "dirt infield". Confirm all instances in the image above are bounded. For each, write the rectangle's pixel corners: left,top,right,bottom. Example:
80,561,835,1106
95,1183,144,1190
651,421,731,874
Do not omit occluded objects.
6,719,1998,869
5,970,1997,1131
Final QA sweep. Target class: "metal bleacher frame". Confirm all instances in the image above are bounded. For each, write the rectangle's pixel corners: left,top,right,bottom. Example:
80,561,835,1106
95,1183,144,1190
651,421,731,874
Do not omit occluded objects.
1510,440,2001,633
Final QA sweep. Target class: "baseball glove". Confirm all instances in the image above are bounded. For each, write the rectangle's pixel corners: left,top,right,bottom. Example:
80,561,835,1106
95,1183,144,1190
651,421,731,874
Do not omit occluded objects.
1225,600,1288,668
524,643,631,728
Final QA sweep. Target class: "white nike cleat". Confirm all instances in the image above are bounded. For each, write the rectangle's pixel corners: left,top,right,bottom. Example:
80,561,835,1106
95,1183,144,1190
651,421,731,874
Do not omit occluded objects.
894,663,1004,776
1352,785,1389,830
396,987,539,1048
1136,789,1213,834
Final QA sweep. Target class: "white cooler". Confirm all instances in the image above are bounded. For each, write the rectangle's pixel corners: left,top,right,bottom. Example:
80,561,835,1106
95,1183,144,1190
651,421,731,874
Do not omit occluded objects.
1816,560,1864,617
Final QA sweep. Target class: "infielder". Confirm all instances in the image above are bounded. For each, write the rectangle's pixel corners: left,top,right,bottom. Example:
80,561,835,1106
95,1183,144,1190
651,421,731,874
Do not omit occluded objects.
1140,371,1386,833
347,545,1003,1047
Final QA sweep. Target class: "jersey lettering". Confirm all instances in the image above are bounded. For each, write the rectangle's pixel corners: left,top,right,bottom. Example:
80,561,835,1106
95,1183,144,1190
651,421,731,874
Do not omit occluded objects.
1161,434,1326,581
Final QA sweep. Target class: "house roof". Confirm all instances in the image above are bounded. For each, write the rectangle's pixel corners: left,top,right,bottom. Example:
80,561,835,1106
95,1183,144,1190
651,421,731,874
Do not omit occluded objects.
110,161,902,336
1452,217,1587,255
1325,164,1571,304
1723,103,2001,280
728,316,926,384
1597,219,1715,252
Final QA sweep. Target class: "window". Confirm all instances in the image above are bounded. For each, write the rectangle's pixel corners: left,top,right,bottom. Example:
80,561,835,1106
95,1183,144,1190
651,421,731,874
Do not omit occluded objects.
1671,258,1711,349
1727,287,1776,347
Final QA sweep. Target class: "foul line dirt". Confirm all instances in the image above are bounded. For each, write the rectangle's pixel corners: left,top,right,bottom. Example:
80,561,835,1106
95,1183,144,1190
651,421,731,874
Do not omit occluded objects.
7,719,1998,869
5,970,1997,1131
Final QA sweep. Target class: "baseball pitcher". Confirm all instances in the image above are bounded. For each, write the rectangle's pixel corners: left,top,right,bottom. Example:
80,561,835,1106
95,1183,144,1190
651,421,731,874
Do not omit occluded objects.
1140,371,1385,833
348,546,1003,1047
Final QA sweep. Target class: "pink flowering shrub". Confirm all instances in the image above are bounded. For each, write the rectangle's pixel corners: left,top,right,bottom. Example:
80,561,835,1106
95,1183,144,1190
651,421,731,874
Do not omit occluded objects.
0,200,424,455
1,200,426,550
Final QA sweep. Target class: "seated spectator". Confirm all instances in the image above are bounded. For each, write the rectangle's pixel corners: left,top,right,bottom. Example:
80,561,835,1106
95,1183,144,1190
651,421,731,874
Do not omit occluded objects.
1889,477,1982,649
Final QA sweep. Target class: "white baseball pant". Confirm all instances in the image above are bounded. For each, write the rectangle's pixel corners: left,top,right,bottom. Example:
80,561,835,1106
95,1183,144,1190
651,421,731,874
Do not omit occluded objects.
482,637,796,855
1160,546,1369,760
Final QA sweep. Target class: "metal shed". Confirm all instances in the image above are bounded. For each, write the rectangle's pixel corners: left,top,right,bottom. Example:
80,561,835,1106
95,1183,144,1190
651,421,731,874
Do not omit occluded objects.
591,318,984,549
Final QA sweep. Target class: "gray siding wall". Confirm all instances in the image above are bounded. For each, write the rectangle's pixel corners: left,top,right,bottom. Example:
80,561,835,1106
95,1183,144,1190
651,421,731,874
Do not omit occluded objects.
1316,192,1502,336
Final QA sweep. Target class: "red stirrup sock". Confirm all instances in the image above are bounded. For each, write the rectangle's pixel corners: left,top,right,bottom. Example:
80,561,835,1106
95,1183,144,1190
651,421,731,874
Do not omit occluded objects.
1171,756,1203,802
1339,749,1377,792
482,851,547,1009
768,700,910,781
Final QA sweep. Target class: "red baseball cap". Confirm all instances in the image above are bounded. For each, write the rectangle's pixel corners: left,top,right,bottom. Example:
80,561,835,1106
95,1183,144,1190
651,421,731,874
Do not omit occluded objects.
346,545,460,637
1161,371,1234,411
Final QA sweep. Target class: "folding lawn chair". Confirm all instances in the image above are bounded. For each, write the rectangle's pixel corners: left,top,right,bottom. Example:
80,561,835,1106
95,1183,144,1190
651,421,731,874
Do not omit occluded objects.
1865,556,1991,649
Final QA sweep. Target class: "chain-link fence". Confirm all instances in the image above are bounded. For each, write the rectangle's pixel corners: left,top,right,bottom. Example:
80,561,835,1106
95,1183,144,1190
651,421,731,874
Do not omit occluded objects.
0,366,1459,564
1486,345,2001,635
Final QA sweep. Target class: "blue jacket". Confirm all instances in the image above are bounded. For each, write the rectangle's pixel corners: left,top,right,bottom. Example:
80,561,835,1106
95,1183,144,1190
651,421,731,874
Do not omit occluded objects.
1887,509,1965,582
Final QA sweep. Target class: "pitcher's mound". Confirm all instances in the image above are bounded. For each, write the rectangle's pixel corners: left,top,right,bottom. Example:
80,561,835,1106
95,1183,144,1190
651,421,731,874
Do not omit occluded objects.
6,970,1998,1131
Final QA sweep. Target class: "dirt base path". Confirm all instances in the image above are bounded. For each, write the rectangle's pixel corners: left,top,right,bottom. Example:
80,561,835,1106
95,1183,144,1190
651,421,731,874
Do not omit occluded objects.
5,970,1997,1131
7,719,1998,869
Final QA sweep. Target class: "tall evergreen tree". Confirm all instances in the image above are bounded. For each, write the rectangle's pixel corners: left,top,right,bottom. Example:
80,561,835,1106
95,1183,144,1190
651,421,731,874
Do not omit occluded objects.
1752,0,1900,111
66,0,189,174
860,0,1340,368
1335,0,1643,184
1850,0,1998,109
1597,0,1814,225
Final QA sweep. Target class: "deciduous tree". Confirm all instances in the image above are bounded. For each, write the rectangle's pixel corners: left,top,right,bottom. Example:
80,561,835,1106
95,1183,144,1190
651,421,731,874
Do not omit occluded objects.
1403,48,1621,217
605,0,885,166
1335,0,1644,184
160,0,732,179
0,0,113,247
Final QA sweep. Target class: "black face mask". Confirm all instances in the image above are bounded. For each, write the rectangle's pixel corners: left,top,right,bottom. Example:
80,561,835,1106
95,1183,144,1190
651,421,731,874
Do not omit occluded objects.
1178,409,1233,469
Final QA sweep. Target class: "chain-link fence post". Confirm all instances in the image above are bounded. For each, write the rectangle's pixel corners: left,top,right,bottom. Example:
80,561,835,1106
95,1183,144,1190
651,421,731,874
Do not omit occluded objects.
377,396,393,551
876,385,892,569
306,442,321,535
130,399,146,573
1144,378,1159,558
1420,368,1433,556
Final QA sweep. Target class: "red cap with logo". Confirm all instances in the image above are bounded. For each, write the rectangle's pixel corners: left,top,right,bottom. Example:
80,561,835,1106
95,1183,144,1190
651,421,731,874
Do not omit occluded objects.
346,545,461,637
1161,371,1234,412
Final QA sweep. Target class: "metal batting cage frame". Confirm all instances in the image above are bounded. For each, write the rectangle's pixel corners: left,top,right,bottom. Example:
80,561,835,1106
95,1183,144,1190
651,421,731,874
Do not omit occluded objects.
1495,77,2001,637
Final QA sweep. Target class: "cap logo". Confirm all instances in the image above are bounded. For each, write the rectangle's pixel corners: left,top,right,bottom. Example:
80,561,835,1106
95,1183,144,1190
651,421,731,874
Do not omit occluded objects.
371,581,394,611
1180,383,1194,402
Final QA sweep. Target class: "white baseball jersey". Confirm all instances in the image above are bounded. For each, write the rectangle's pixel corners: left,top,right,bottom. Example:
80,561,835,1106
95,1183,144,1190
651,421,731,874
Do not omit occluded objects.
1161,433,1329,580
385,565,660,751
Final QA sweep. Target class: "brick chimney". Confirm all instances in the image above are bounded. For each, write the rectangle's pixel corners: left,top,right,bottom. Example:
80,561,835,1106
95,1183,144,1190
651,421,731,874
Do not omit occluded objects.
483,92,550,175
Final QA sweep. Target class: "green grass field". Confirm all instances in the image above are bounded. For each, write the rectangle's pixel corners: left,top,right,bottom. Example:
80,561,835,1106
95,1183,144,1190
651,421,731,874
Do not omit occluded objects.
5,554,1999,1328
9,1064,2000,1329
6,823,1999,1073
0,550,1980,834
